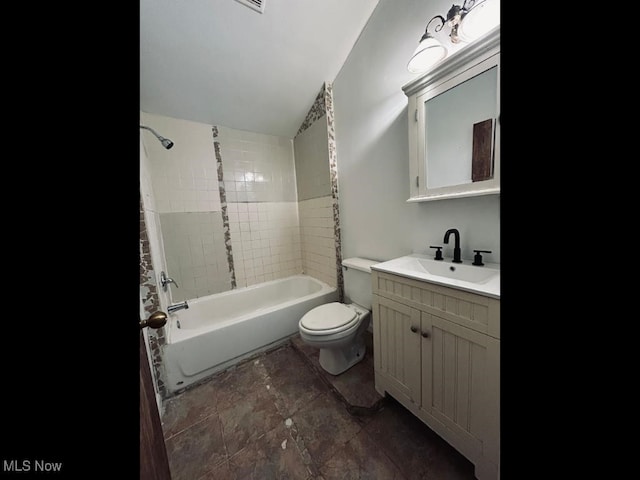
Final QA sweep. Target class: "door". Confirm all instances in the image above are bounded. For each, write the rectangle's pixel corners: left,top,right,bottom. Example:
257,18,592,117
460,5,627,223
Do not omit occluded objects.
140,312,172,480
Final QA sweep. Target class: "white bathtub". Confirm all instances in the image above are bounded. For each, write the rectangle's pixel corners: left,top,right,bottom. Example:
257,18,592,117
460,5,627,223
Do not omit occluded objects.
163,274,337,393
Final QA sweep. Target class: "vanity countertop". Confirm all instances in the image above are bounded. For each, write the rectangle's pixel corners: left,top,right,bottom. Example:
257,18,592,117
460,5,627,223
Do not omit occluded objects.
371,253,500,299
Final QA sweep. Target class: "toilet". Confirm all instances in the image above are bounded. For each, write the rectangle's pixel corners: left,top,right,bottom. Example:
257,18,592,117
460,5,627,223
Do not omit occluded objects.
298,257,378,375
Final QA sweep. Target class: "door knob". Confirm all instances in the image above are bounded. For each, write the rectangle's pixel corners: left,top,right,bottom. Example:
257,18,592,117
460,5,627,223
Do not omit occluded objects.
140,311,167,330
410,326,418,333
421,331,430,338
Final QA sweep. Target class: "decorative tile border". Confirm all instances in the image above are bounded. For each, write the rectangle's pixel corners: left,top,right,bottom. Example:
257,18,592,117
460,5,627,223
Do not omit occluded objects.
139,194,168,398
296,84,327,137
295,82,344,301
212,126,237,289
324,82,344,303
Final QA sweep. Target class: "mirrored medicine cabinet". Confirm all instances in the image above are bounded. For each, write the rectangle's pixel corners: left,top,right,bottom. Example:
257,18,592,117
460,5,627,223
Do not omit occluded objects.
403,27,500,202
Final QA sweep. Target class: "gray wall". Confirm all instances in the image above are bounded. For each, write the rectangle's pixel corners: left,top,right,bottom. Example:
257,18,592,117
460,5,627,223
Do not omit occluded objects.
332,0,500,265
294,116,332,201
293,88,341,290
160,212,231,301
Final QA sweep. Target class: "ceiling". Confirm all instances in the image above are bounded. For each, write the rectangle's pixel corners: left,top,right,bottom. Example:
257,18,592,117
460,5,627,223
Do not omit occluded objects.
140,0,380,138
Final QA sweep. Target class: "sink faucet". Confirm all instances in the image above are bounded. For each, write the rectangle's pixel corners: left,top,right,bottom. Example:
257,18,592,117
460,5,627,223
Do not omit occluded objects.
167,301,189,313
443,228,462,263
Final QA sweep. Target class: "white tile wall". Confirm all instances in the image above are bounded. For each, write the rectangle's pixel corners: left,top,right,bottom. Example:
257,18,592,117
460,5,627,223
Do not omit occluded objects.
141,112,221,213
218,125,302,288
142,116,321,298
228,202,302,288
217,125,297,203
141,112,230,301
298,195,337,287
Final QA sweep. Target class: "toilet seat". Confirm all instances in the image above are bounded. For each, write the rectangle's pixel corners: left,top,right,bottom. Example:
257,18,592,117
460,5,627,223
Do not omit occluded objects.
299,302,360,336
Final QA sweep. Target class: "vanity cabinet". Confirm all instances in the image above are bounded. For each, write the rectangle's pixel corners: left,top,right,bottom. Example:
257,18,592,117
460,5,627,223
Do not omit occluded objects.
372,270,500,480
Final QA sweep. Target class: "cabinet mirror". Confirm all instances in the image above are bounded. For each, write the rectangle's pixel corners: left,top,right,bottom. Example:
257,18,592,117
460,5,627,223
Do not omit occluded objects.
403,27,500,202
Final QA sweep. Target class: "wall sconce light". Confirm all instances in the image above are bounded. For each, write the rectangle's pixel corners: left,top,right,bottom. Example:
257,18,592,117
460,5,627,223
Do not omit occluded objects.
407,0,500,74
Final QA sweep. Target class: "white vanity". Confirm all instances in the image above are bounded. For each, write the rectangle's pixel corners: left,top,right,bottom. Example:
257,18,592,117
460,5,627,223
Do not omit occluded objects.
370,24,501,480
371,254,500,480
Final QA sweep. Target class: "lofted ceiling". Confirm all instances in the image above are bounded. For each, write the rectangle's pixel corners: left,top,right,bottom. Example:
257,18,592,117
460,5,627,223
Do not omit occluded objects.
140,0,380,138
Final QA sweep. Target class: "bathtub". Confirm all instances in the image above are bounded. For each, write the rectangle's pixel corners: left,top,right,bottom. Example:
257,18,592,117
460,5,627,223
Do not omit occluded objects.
163,274,337,393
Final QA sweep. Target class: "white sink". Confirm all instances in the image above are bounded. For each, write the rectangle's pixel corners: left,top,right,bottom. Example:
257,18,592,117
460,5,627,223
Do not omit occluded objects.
371,253,500,298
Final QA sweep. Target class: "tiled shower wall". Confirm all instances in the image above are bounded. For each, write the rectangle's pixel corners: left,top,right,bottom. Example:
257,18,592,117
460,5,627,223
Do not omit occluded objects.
142,112,302,298
294,82,343,298
141,112,231,302
160,212,230,301
298,196,337,286
294,117,336,287
216,126,302,288
142,101,341,301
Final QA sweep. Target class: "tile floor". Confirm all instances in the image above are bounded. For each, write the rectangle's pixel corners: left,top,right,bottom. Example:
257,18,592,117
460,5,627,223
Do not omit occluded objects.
161,332,476,479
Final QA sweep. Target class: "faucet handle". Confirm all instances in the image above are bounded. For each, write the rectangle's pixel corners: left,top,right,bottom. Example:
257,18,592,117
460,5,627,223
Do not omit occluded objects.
472,250,492,266
429,246,443,260
160,271,179,291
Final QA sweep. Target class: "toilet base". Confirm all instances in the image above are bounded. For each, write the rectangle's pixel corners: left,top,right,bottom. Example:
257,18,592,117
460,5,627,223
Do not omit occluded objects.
319,334,366,375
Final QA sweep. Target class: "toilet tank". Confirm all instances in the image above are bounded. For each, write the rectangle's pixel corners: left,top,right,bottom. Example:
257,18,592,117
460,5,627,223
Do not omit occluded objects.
341,257,379,310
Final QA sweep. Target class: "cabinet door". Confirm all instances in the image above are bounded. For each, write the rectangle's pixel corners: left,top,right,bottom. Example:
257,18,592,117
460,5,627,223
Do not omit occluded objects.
372,295,422,405
404,28,500,203
421,312,500,463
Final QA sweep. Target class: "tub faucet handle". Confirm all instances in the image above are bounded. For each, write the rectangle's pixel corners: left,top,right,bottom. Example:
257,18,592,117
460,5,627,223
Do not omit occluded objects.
160,271,179,291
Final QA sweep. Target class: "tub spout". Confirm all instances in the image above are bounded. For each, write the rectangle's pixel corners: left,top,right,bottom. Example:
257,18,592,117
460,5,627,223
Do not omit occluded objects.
168,301,189,313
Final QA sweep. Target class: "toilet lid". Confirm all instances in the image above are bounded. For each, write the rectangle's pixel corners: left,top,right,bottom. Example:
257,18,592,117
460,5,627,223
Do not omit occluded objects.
300,302,357,331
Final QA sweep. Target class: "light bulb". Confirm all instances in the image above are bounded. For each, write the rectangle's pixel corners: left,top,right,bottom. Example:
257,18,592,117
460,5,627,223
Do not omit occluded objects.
459,0,500,43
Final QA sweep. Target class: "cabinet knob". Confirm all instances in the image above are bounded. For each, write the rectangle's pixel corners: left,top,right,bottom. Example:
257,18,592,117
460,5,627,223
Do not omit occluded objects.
421,331,430,338
410,326,418,333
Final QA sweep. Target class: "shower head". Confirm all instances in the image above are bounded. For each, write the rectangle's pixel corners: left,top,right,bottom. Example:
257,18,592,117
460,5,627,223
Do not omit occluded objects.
159,137,174,149
140,125,174,149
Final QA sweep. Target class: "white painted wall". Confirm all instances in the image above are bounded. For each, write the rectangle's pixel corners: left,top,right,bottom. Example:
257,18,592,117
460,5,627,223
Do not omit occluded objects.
333,0,500,265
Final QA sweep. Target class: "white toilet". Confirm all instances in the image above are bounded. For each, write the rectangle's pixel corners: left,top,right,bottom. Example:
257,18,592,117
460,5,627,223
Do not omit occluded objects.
298,257,378,375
